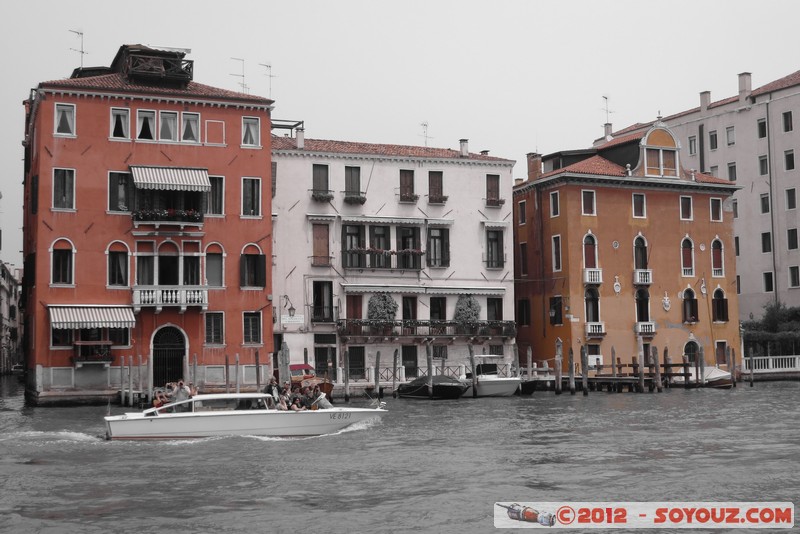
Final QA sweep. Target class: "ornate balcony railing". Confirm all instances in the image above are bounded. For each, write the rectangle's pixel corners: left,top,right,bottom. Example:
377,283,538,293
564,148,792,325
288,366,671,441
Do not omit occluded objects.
634,321,657,336
633,269,652,285
585,321,606,337
583,268,603,285
133,285,208,313
132,209,204,229
337,319,516,341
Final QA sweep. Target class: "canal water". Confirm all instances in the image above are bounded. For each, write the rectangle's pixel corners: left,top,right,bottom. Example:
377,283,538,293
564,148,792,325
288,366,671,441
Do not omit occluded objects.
0,376,797,533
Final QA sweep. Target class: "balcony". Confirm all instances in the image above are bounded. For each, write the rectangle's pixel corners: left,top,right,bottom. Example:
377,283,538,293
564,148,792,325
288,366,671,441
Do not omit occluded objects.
634,321,657,336
342,249,424,270
428,195,448,204
399,193,419,203
311,189,334,202
337,319,516,342
583,268,603,285
485,197,506,208
132,209,204,229
71,341,114,368
343,192,367,205
585,322,606,337
133,285,208,313
682,267,694,277
712,268,724,277
633,269,652,285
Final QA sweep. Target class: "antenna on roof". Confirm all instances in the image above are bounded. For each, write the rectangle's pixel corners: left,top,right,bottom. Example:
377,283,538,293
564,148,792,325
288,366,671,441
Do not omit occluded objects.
69,30,87,68
230,57,249,94
420,121,434,146
259,63,277,99
602,95,615,124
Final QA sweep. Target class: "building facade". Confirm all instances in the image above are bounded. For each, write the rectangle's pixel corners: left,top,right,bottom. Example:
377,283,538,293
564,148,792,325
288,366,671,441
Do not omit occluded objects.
0,263,21,374
21,45,274,404
514,122,741,371
272,131,516,381
601,70,800,321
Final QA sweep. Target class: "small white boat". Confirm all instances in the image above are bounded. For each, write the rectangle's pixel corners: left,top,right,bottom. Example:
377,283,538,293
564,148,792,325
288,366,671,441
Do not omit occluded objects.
672,366,733,389
104,393,386,440
462,374,521,397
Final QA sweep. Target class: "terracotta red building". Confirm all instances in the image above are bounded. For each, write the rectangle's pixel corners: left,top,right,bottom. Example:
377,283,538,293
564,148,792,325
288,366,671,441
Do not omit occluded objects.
513,122,741,373
21,45,273,404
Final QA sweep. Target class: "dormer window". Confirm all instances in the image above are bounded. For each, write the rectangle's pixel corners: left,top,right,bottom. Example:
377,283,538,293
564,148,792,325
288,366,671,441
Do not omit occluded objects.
643,126,679,177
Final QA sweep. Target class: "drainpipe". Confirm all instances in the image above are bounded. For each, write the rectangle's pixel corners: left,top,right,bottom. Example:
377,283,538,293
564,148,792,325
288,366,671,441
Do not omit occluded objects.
766,100,779,305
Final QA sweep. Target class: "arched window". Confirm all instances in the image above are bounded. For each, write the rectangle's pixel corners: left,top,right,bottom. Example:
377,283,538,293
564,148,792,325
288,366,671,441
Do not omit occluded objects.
712,239,724,277
712,288,729,322
682,288,698,323
681,238,694,276
107,241,129,287
157,241,180,286
635,288,650,322
51,238,75,285
240,243,266,288
583,233,597,269
585,287,600,323
634,236,648,270
684,340,699,364
205,243,225,287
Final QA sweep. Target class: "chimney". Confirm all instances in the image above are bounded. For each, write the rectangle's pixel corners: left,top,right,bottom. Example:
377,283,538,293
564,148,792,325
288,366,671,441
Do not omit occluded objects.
738,72,752,102
604,123,613,138
700,91,711,112
526,152,542,182
459,139,469,157
480,149,490,156
296,127,305,150
514,178,524,186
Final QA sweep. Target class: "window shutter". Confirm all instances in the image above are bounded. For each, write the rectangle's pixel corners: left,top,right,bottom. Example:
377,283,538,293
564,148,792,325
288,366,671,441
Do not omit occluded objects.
239,254,246,287
256,254,267,287
271,162,277,198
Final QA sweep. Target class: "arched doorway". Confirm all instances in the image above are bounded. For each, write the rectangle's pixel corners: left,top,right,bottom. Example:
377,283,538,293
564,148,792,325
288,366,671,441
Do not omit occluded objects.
152,326,186,387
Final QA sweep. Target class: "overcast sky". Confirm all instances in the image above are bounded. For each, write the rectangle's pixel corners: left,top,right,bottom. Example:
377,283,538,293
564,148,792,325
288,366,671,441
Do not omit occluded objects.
2,0,799,268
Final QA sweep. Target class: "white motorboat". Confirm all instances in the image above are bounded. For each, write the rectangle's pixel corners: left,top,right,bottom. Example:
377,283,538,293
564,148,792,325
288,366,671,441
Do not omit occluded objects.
672,366,733,389
462,374,521,397
104,393,386,440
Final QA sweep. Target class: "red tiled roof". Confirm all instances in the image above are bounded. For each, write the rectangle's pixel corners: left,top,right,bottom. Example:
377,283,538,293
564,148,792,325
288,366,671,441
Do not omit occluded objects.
751,69,800,97
271,135,513,162
596,130,645,150
539,155,625,180
682,168,732,185
39,73,272,105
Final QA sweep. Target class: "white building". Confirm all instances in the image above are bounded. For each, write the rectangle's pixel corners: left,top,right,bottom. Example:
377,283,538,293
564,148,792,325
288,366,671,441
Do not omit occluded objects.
271,128,516,382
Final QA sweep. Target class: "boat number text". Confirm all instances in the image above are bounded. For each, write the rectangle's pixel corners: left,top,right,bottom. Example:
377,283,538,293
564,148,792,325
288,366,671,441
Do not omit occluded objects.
329,412,351,420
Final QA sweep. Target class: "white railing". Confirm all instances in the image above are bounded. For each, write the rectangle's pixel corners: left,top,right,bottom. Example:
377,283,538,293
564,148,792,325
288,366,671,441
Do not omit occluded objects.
713,268,724,277
583,268,603,285
133,285,208,312
742,355,800,373
585,322,606,337
635,321,657,335
682,267,694,277
633,269,652,285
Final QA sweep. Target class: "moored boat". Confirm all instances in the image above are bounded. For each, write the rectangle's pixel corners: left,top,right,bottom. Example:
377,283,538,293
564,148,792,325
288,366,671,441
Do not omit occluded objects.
396,375,469,400
104,392,386,440
462,374,521,397
672,366,733,389
289,363,334,400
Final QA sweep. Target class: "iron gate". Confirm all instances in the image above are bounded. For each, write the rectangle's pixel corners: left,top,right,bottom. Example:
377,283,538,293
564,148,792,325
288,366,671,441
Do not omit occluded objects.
152,326,185,388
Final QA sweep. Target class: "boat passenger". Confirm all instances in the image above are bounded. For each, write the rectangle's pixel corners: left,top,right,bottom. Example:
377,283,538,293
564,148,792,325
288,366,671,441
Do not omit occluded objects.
171,381,191,411
276,393,289,411
263,377,280,399
290,397,306,411
153,390,170,408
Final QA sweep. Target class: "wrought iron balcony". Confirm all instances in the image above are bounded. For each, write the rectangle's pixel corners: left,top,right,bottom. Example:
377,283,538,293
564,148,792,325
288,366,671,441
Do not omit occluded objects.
133,285,208,313
337,319,516,342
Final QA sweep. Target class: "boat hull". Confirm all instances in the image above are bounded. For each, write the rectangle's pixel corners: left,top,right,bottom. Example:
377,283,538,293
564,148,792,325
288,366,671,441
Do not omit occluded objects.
463,376,521,397
104,394,385,440
396,375,469,400
673,367,733,389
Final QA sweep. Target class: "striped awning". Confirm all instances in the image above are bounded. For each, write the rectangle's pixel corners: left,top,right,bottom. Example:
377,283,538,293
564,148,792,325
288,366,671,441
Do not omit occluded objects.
130,165,211,192
49,306,136,330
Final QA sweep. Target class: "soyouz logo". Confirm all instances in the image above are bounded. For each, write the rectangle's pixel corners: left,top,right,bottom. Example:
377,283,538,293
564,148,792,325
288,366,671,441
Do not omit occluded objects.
494,502,794,529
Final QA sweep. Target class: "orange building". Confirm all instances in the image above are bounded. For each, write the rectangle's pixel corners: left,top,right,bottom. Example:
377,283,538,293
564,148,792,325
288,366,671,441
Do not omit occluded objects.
21,45,274,404
513,122,740,373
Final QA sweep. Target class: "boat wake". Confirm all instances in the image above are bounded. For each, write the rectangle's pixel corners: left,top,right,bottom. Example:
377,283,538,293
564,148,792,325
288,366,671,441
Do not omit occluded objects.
246,415,383,442
0,430,102,444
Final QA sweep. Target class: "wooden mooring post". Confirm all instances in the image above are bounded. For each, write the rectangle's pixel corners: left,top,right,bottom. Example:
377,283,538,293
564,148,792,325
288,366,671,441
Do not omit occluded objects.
225,354,230,394
468,343,477,398
375,350,382,399
344,349,351,402
568,348,576,395
728,347,737,387
699,346,706,386
392,348,399,398
554,339,563,395
748,347,755,387
663,347,671,388
580,345,588,396
526,346,532,384
610,347,617,392
426,342,434,399
127,356,134,407
652,346,662,392
255,350,261,391
636,336,645,393
682,354,691,390
235,353,240,394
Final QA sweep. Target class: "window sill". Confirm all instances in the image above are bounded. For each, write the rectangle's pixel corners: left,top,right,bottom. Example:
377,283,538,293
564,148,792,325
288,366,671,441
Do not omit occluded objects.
108,137,132,142
240,144,263,150
50,284,76,288
240,286,266,290
54,133,77,139
204,343,227,348
239,215,263,220
242,343,264,348
51,208,76,213
106,285,130,290
106,210,132,215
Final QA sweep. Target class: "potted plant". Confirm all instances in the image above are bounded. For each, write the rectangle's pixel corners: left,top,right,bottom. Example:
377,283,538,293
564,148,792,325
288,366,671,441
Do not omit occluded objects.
367,293,398,335
454,294,481,334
